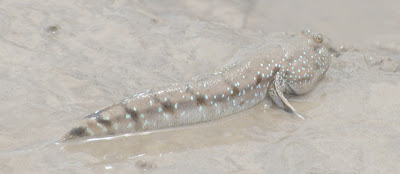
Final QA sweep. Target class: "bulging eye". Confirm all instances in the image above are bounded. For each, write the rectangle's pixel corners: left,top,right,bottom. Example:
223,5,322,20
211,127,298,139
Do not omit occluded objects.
314,34,323,43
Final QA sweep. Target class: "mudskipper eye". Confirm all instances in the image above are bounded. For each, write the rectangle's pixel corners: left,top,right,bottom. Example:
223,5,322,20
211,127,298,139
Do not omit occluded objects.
314,34,323,43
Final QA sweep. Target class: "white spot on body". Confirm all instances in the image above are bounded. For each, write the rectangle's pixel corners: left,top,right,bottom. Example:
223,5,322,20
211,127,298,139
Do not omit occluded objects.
127,122,133,129
143,120,149,128
86,127,94,136
97,123,107,133
163,113,169,119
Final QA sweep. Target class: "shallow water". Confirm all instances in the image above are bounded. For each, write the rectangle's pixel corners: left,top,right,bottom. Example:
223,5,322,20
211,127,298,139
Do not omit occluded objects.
1,0,400,173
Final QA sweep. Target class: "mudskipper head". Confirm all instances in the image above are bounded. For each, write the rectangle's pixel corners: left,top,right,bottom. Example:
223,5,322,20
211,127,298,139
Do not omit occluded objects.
285,29,336,95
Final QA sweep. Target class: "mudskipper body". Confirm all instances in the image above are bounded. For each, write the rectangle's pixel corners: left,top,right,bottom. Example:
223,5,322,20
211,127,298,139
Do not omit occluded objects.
63,29,336,140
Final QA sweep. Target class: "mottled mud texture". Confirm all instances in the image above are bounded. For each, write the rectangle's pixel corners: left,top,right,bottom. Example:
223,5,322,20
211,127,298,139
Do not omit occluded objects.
1,0,400,173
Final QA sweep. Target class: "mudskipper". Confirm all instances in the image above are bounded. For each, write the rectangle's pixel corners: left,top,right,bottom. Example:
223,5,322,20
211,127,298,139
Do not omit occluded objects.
63,29,336,140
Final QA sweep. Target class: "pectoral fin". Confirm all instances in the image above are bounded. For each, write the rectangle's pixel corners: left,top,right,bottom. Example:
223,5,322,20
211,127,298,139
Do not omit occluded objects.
268,71,305,120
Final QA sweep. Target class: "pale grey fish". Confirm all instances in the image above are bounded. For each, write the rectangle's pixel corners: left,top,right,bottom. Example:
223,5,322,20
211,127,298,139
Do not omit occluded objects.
63,29,337,140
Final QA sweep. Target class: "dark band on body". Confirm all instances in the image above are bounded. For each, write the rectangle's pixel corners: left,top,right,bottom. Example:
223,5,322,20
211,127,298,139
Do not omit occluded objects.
123,104,139,123
256,74,262,85
68,126,88,137
161,100,175,113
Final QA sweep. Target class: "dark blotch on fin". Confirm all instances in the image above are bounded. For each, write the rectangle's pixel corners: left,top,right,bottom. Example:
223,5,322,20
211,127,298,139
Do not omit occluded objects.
84,113,112,127
256,74,262,85
185,85,193,93
96,117,112,127
84,113,98,119
69,127,87,137
196,95,206,106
